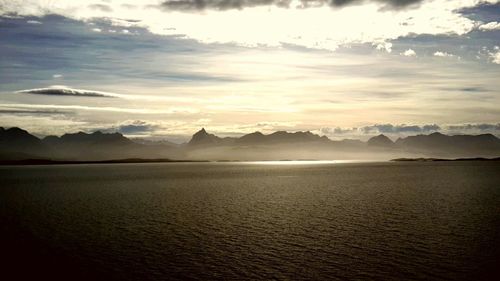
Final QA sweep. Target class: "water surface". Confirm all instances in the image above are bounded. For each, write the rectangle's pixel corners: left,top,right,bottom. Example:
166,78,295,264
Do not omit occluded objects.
0,161,499,280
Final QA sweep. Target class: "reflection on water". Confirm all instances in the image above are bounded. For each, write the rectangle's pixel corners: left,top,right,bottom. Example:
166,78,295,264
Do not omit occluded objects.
0,161,499,280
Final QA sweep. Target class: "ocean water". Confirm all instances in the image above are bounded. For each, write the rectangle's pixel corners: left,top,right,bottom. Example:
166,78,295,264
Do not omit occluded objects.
0,161,499,280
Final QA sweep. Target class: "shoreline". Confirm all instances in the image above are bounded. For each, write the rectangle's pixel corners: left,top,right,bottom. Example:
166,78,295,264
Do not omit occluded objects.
0,158,209,166
391,157,500,162
1,157,499,166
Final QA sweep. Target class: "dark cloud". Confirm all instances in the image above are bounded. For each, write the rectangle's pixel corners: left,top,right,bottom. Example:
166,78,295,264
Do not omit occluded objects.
438,86,490,93
360,124,440,134
0,109,70,115
459,87,488,92
17,87,117,98
447,123,500,132
320,124,441,135
355,123,500,135
99,121,160,135
321,127,356,135
330,0,421,8
459,2,500,22
160,0,289,11
158,0,423,11
117,122,158,134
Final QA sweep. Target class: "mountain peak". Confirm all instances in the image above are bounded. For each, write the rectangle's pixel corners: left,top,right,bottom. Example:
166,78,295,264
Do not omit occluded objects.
192,128,209,136
367,134,394,147
0,126,45,154
429,132,445,137
6,127,28,133
189,128,221,145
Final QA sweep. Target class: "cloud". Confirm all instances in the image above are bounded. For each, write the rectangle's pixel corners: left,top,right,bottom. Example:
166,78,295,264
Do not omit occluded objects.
331,0,423,8
402,48,416,56
320,127,357,135
459,87,487,92
158,0,424,11
17,86,119,98
15,85,206,104
0,109,70,115
0,103,192,114
375,41,393,53
159,0,290,11
446,123,500,133
489,49,500,64
91,28,102,32
318,123,500,139
118,121,157,134
434,51,454,57
0,0,493,52
355,123,500,135
26,20,42,24
52,74,63,79
360,123,440,134
88,4,113,12
101,120,160,135
478,21,500,31
319,124,442,136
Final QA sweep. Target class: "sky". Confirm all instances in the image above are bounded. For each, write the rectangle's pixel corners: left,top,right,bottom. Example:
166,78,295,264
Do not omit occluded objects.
0,0,499,142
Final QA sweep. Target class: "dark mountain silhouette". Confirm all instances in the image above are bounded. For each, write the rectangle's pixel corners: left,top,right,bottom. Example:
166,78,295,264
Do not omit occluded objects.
131,138,180,147
0,127,49,158
41,131,138,160
189,128,226,145
395,132,500,157
188,128,238,146
236,131,329,145
0,127,499,161
44,131,133,147
367,134,394,147
237,131,265,144
337,139,364,146
42,131,182,160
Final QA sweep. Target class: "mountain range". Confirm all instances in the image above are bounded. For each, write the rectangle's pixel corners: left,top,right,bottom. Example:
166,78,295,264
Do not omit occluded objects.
1,127,499,161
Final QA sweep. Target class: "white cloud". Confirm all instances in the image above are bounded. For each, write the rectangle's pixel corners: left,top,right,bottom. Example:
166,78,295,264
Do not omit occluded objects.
490,50,500,64
16,85,200,103
0,103,196,114
0,0,495,51
375,41,393,53
26,20,42,24
17,85,120,98
434,51,454,57
91,28,102,32
402,49,416,57
479,21,500,31
52,74,63,78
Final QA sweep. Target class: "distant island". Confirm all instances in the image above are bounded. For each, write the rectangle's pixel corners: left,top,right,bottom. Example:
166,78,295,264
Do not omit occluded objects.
1,126,500,163
392,157,500,162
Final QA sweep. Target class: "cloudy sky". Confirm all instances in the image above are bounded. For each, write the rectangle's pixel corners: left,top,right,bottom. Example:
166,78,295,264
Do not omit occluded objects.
0,0,499,142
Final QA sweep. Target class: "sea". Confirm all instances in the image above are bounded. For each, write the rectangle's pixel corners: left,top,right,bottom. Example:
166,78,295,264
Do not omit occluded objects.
0,161,499,280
